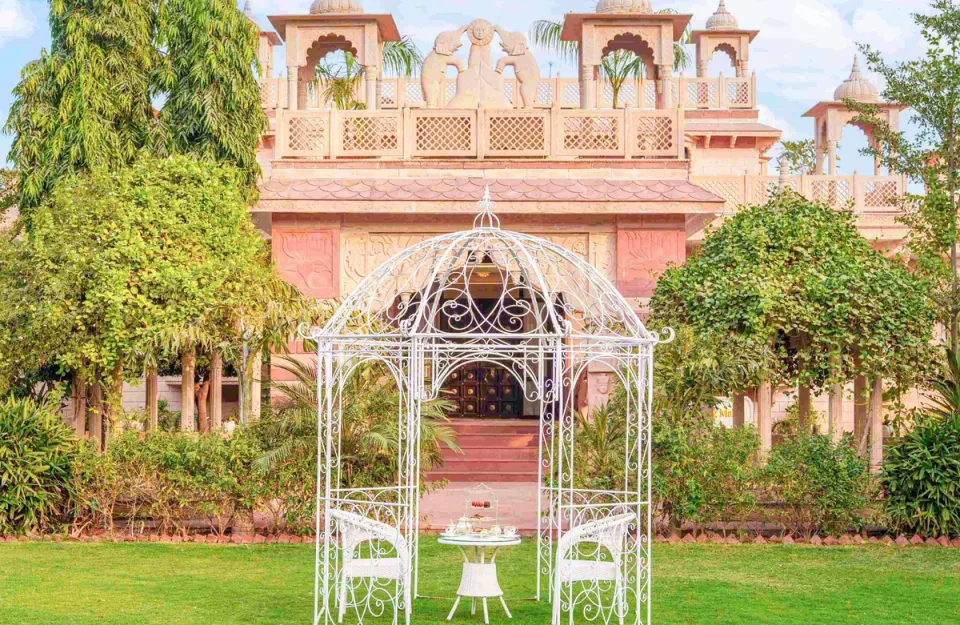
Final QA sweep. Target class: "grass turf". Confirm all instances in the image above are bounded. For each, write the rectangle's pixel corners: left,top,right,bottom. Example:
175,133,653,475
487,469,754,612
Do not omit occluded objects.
0,539,958,625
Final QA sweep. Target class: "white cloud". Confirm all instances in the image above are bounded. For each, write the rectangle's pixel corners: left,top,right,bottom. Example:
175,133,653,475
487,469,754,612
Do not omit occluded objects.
0,0,35,48
758,104,800,141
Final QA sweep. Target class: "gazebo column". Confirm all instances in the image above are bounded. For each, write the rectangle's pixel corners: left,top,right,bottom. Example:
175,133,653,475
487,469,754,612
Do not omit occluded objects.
828,383,843,443
697,60,708,78
287,65,299,110
737,60,748,78
757,379,773,455
869,376,884,472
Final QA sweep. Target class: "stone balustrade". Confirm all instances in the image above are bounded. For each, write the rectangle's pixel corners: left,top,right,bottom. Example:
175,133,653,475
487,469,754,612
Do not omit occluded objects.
275,107,685,160
693,174,909,212
260,73,757,112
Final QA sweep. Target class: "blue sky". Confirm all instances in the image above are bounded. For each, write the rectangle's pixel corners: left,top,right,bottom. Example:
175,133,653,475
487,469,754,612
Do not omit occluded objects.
0,0,933,174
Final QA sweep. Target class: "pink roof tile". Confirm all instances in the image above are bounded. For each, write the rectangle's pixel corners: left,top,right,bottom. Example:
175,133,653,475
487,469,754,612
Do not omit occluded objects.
259,178,724,204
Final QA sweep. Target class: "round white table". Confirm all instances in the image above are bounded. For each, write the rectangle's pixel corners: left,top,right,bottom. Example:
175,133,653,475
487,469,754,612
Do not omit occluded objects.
438,534,521,624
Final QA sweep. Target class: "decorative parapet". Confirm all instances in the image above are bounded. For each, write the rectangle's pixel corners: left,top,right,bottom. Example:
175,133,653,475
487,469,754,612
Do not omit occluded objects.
692,173,908,213
260,74,757,112
275,107,685,160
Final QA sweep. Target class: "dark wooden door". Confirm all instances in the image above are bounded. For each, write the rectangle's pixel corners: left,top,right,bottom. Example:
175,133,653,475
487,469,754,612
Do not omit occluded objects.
444,362,522,418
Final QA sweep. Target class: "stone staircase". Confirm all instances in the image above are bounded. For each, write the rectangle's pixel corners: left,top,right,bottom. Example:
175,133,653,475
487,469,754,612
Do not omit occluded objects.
426,419,540,483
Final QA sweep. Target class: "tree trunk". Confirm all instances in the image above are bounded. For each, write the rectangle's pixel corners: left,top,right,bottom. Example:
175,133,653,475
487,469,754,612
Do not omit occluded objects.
209,352,223,430
145,368,159,431
103,363,124,449
181,348,196,432
869,376,884,473
72,371,87,437
732,393,746,428
757,379,773,456
828,383,843,443
797,384,812,433
89,382,104,451
250,353,262,422
853,375,868,452
196,379,211,433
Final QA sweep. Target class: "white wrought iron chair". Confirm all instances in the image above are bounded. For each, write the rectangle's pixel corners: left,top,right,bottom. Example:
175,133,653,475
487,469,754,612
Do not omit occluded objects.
331,509,411,625
552,511,637,625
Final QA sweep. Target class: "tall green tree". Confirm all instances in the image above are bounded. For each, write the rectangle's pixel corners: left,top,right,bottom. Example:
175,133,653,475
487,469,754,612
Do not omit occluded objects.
779,139,827,175
0,156,307,436
153,0,268,196
851,0,960,352
3,0,156,215
651,189,934,396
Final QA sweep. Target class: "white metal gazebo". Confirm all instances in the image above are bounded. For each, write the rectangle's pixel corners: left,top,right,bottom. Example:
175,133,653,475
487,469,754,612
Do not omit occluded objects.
307,190,668,625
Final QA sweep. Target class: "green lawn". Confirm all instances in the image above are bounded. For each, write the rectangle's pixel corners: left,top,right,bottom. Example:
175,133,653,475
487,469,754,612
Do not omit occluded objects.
0,539,958,625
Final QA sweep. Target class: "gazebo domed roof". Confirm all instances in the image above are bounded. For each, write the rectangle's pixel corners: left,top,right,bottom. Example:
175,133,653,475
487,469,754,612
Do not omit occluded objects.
310,0,363,15
320,191,652,343
706,0,738,30
834,56,879,102
595,0,653,14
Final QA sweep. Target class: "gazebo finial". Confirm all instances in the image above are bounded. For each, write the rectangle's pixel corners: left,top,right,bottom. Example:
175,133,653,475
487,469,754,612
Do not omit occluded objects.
473,186,501,230
243,0,252,16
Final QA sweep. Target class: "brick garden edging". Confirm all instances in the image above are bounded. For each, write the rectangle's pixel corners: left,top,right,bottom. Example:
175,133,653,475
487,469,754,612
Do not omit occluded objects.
2,531,959,546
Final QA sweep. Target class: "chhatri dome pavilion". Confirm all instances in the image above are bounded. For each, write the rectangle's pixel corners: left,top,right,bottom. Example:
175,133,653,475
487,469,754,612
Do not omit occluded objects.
138,0,909,486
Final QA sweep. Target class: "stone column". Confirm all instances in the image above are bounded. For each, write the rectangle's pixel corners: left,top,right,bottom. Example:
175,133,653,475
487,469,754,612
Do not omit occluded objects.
287,65,299,111
828,383,843,443
697,60,708,79
582,65,597,109
365,65,379,110
72,371,87,437
869,376,884,473
145,368,159,431
181,348,196,432
757,380,773,455
827,139,839,175
732,393,746,428
658,64,673,109
737,60,748,78
797,385,812,433
209,352,223,430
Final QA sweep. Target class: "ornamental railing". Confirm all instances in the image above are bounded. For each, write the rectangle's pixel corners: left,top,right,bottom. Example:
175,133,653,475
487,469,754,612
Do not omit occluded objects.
275,107,685,160
260,73,757,112
692,174,909,212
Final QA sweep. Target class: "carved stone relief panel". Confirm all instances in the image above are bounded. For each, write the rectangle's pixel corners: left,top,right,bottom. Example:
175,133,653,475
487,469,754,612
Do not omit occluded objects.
339,231,613,297
616,229,685,297
273,229,340,299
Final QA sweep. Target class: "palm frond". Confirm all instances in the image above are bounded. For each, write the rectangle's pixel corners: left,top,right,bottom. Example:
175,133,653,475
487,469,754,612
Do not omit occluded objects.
529,20,579,64
382,37,423,77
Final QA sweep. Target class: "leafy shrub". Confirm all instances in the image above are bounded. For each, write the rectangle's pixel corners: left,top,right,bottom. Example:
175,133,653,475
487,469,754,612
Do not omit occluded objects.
882,415,960,538
759,433,872,537
74,430,263,536
653,420,758,532
0,393,79,535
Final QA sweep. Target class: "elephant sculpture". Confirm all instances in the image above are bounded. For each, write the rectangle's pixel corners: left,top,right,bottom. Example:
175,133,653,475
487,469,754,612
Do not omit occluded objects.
421,27,466,108
495,28,540,109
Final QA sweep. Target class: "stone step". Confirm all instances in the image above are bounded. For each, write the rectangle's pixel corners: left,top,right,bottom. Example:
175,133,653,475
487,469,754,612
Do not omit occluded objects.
446,419,540,435
440,446,538,461
454,433,539,449
425,471,538,483
438,458,540,473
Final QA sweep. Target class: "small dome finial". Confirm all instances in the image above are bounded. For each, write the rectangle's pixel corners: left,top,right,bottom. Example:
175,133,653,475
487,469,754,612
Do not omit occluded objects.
595,0,653,14
834,54,879,102
706,0,739,30
243,0,252,17
473,187,501,230
310,0,364,15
